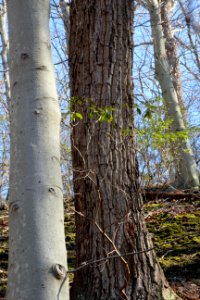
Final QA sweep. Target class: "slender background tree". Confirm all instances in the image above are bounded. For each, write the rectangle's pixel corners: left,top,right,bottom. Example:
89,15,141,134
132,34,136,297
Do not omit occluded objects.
140,0,199,188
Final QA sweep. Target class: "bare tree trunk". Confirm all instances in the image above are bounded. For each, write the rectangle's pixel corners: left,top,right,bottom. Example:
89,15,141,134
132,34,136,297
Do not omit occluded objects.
160,0,186,182
178,0,200,69
60,0,70,55
0,0,10,200
0,0,10,108
147,0,199,189
69,0,179,299
160,0,186,121
6,1,69,299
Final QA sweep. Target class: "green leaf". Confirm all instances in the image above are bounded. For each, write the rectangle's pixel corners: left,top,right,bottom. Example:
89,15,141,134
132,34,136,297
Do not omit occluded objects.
144,109,152,119
98,112,113,123
0,115,5,122
75,112,83,120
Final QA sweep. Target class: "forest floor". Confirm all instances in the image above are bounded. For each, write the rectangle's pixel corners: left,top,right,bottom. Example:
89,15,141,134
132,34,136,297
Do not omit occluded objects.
0,189,200,299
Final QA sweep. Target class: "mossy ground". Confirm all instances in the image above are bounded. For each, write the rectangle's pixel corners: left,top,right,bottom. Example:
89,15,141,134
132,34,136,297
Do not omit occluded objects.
0,196,200,298
64,207,76,282
0,210,8,298
144,198,200,281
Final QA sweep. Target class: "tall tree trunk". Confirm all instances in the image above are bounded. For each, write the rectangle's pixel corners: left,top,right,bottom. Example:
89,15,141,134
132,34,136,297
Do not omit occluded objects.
60,0,70,55
0,0,10,200
0,0,10,108
69,1,178,299
178,0,200,69
160,0,186,121
6,1,69,299
147,0,199,189
160,0,187,182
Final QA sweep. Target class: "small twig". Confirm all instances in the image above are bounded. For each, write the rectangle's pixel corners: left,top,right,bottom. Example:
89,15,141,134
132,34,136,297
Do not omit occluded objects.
161,249,173,259
57,273,68,300
95,220,130,276
67,247,154,273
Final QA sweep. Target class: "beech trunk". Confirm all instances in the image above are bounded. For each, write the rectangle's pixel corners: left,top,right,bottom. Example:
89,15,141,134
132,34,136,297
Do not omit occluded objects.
6,1,69,299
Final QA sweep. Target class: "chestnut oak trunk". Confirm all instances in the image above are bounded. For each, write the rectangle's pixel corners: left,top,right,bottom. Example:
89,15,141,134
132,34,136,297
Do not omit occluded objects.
69,0,179,299
6,1,69,299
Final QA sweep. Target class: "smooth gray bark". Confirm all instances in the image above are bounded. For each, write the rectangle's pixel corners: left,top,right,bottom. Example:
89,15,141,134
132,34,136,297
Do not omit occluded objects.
178,0,200,71
160,0,186,122
146,0,199,189
0,0,10,107
6,1,69,299
60,0,70,55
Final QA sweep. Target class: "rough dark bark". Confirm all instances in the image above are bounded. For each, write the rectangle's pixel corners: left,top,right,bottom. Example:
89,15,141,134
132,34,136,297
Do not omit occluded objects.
69,1,178,299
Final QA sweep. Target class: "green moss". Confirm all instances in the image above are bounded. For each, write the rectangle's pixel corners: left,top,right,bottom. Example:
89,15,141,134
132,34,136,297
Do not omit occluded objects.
64,210,76,282
0,285,7,297
0,269,7,297
65,213,76,244
0,249,8,274
144,202,164,211
145,201,200,277
192,237,200,244
175,212,200,222
163,257,200,279
65,233,75,243
65,221,75,232
67,250,76,282
0,249,8,261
